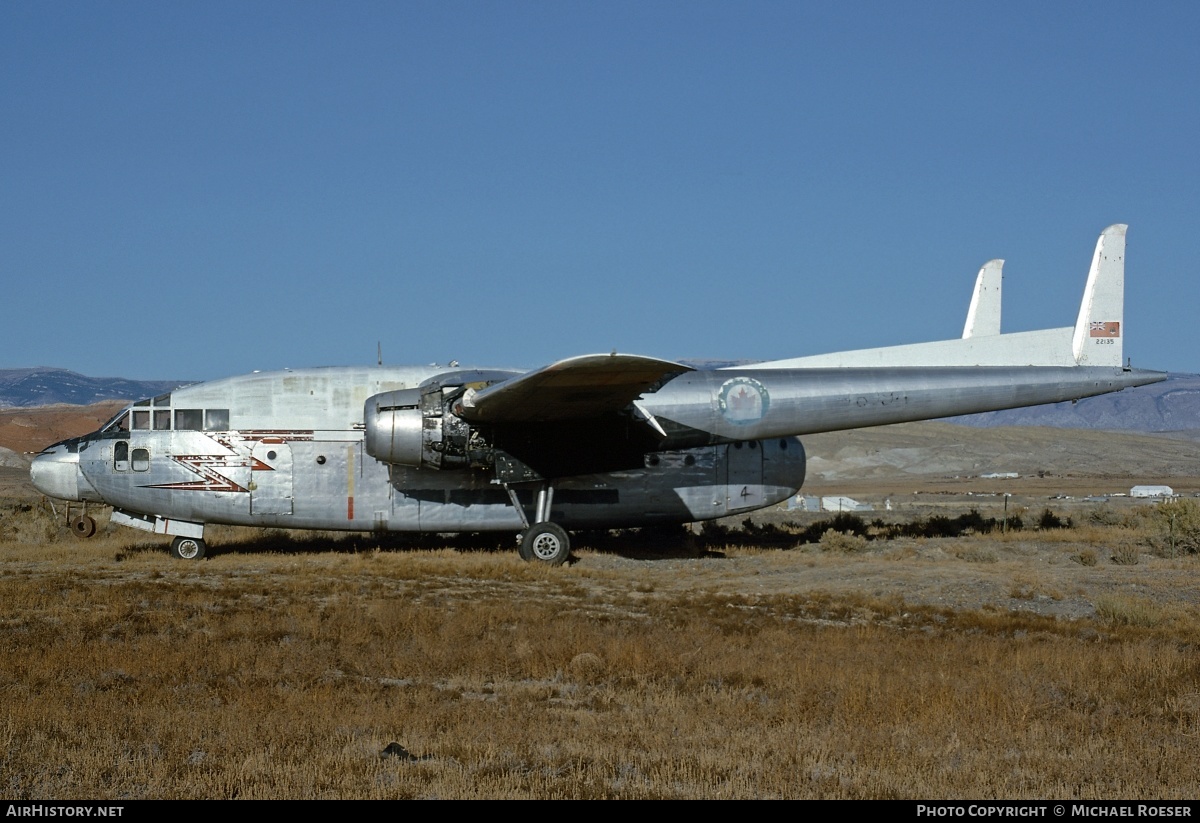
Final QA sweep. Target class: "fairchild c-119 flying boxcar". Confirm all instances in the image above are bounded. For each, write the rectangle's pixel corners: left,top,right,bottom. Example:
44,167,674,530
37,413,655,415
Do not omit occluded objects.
31,226,1164,564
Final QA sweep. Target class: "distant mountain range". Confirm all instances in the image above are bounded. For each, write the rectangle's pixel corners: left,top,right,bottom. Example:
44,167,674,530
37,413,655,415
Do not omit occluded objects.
0,368,188,408
946,372,1200,432
1,366,1196,433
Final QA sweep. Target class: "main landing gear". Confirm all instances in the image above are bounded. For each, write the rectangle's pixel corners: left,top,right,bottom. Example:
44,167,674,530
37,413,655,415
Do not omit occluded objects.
170,536,207,560
520,522,571,566
508,482,572,566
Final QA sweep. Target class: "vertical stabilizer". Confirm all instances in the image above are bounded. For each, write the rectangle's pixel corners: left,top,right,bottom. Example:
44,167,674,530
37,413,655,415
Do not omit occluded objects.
1071,224,1126,366
962,259,1003,338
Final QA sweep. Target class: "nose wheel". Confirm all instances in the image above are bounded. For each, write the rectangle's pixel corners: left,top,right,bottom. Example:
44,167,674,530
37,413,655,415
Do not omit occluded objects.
69,514,97,539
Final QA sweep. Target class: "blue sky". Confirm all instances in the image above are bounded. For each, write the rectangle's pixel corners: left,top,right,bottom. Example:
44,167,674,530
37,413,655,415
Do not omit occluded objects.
3,1,1197,380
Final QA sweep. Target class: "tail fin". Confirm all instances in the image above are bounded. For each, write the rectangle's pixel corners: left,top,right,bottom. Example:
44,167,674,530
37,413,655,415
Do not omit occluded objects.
962,259,1003,338
744,225,1130,370
1071,224,1126,366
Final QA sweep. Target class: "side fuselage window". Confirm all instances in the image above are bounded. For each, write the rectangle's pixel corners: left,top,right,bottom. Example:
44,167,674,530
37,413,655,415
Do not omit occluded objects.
131,448,150,472
114,441,129,472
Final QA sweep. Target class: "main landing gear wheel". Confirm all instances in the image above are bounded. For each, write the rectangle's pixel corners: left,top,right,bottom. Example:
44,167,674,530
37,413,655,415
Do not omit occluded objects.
70,514,97,539
170,536,207,561
520,523,571,566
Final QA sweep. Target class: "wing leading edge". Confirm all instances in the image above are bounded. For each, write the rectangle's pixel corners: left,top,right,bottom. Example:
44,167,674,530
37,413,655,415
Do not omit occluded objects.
456,353,693,424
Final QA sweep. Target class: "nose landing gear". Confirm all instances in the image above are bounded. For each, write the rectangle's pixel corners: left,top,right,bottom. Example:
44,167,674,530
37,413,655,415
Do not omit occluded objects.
69,514,97,539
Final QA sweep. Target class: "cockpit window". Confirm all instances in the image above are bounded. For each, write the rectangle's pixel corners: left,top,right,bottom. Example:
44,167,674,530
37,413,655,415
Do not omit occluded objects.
175,409,203,431
102,411,131,433
153,393,172,406
205,409,230,431
99,405,228,432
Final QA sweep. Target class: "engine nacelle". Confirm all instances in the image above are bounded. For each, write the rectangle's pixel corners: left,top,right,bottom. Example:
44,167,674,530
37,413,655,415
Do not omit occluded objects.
364,387,479,470
364,388,425,466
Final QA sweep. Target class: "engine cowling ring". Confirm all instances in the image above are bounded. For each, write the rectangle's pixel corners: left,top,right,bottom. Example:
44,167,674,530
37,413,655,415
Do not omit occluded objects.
364,388,425,467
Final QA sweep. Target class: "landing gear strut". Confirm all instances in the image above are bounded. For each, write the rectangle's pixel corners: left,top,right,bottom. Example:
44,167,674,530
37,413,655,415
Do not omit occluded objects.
507,482,572,566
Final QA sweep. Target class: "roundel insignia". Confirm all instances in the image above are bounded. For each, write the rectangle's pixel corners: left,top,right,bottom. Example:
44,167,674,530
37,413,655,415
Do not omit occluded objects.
718,377,770,425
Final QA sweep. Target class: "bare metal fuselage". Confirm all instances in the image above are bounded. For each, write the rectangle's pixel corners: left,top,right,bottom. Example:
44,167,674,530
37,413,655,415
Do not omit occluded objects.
33,365,803,534
32,363,1158,537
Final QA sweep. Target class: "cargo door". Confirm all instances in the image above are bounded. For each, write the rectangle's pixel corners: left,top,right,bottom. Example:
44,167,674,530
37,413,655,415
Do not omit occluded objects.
251,441,294,515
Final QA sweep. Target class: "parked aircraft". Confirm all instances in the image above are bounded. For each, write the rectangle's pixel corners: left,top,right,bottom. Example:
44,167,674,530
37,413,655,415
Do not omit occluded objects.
31,226,1163,564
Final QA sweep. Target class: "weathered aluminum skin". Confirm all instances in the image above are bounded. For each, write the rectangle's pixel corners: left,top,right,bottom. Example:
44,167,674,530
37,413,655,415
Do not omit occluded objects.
639,365,1158,446
30,361,808,533
31,361,1160,539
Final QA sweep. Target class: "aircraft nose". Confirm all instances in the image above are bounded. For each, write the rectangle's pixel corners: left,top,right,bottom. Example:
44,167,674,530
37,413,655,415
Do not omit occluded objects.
30,445,85,501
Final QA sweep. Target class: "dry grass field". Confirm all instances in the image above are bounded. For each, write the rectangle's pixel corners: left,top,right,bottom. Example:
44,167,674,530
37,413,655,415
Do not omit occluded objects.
2,497,1199,799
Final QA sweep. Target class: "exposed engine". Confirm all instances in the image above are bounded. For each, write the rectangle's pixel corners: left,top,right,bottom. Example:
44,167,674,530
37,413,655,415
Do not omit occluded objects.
364,385,490,470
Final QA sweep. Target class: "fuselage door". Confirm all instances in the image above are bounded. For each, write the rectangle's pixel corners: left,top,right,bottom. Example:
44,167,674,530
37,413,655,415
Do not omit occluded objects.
724,440,764,514
251,441,294,515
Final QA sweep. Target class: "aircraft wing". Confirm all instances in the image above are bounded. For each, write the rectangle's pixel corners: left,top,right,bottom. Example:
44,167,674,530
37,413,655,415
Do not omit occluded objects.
456,353,692,423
